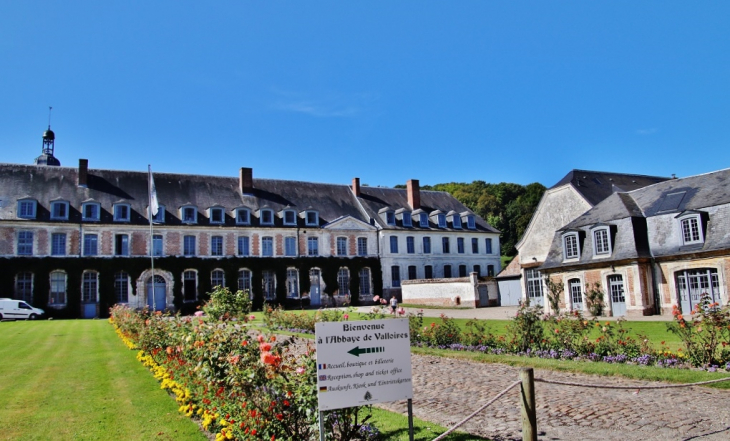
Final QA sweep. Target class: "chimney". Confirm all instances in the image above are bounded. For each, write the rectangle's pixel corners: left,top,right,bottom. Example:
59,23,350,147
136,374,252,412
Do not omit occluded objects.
407,179,420,210
240,167,253,194
352,177,361,197
78,159,88,187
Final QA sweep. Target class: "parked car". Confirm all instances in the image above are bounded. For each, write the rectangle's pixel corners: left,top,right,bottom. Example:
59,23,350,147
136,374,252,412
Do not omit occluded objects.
0,298,45,320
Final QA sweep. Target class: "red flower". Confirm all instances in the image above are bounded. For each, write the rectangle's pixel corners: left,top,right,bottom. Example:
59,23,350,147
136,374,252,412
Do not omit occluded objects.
260,342,272,352
276,413,283,420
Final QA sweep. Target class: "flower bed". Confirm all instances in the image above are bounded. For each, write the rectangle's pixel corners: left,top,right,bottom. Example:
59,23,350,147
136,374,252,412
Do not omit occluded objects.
110,299,380,441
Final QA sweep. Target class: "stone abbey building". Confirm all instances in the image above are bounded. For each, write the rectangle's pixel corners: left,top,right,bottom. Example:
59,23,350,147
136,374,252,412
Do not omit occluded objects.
0,127,501,318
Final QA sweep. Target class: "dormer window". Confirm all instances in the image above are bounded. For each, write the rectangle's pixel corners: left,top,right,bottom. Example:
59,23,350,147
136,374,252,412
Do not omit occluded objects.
235,208,251,225
437,214,446,228
50,201,69,220
260,209,274,225
677,212,704,245
283,209,297,226
452,214,462,229
402,212,412,227
151,205,165,223
114,204,131,222
592,226,611,256
305,210,319,226
563,232,580,260
419,212,429,227
17,199,37,219
82,202,100,221
209,207,225,224
181,206,198,224
466,215,475,229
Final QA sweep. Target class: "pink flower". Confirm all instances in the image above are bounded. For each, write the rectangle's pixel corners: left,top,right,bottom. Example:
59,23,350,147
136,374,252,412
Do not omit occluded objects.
194,311,204,317
343,314,349,320
249,315,256,320
373,295,380,303
296,367,306,374
398,307,405,316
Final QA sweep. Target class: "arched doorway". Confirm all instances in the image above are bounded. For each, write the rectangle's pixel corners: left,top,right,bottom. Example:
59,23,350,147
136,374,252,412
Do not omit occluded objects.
310,268,321,306
146,275,167,311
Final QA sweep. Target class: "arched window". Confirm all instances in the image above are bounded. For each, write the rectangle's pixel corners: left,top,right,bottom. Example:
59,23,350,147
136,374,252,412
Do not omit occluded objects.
15,272,33,303
211,269,225,288
114,271,130,303
262,270,276,300
568,278,583,311
359,268,372,298
337,267,350,296
238,269,252,298
82,271,98,303
183,270,198,302
49,271,67,306
286,269,299,298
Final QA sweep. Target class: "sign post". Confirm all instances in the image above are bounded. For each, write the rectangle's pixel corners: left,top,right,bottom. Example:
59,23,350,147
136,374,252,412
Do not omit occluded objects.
315,318,413,440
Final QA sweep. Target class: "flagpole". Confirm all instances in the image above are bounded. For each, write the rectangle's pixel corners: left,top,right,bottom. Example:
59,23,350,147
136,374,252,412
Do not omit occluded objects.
148,165,156,312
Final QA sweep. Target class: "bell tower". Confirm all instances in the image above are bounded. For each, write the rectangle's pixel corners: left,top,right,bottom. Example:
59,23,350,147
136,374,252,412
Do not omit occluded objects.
35,107,61,166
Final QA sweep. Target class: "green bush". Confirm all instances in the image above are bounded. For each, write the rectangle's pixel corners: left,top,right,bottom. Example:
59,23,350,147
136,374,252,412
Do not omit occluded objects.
667,296,730,367
506,302,545,352
202,286,252,322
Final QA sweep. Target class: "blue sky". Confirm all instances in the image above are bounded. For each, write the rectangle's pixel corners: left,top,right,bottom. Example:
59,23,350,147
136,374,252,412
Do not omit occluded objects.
1,1,729,188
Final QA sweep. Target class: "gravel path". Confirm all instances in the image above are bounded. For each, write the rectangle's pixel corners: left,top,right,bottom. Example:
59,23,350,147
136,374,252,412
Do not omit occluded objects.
377,354,730,441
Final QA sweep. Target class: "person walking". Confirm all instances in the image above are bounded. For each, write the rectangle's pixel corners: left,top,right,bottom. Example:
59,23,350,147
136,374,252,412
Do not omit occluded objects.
390,295,398,315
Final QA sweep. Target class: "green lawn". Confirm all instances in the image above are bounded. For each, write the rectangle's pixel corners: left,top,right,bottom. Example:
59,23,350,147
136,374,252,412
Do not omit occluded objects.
0,319,484,440
0,320,205,441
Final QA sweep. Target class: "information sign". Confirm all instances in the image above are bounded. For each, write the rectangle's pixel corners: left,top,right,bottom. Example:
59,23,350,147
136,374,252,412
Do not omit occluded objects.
315,318,413,411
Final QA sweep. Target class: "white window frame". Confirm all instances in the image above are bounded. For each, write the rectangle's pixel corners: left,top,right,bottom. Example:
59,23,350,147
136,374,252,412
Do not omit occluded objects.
113,204,131,222
262,270,276,300
305,210,319,226
260,209,274,226
211,235,224,256
337,267,350,296
114,271,130,303
211,269,225,288
307,237,319,256
51,233,66,256
357,237,368,256
15,272,33,303
238,236,250,256
115,233,129,256
336,237,348,256
83,234,98,256
50,201,69,220
261,236,274,257
18,231,33,256
592,226,611,256
183,270,198,302
49,271,67,306
81,271,98,303
181,206,198,224
18,200,37,219
359,268,372,297
82,202,101,221
285,236,297,256
562,232,580,260
152,234,163,256
678,213,704,245
286,268,299,298
209,207,225,224
236,208,251,225
525,269,543,299
283,209,297,226
183,235,196,256
238,269,252,294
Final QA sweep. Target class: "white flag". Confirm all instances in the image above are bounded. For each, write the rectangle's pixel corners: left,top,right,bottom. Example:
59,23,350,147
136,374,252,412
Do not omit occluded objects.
149,166,159,217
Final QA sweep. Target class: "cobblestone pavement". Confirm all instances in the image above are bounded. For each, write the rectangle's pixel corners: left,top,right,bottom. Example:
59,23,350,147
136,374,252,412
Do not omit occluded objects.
377,354,730,440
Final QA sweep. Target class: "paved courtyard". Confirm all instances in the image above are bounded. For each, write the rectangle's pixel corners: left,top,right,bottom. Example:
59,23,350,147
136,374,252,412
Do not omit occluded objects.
377,354,730,440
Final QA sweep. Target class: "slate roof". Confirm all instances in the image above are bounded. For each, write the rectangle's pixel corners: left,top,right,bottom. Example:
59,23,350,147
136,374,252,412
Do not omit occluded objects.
357,185,498,232
0,163,497,232
550,170,669,206
540,168,730,270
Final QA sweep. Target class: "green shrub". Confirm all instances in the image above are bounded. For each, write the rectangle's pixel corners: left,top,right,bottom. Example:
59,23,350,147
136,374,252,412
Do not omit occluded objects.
667,296,730,367
202,286,252,322
506,302,545,352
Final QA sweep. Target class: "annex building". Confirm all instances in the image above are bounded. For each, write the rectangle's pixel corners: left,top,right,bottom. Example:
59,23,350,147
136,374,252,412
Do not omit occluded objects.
0,127,500,318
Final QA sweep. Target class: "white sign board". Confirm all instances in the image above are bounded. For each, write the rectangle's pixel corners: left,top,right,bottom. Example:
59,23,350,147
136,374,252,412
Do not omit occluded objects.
315,318,413,411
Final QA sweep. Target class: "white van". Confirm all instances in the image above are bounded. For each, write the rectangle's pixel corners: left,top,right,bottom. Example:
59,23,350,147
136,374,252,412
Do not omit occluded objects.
0,298,45,320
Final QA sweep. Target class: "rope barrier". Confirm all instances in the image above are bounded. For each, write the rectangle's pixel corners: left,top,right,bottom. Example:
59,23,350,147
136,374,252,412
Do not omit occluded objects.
432,380,522,441
535,376,730,389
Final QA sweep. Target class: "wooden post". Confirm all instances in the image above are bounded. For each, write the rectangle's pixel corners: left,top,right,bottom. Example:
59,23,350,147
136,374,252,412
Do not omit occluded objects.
319,411,326,441
520,368,537,441
407,398,414,441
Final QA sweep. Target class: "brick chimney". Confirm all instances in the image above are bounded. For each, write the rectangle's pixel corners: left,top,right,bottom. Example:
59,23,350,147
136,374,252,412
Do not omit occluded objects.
240,167,253,194
407,179,420,210
78,159,88,187
352,177,361,197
